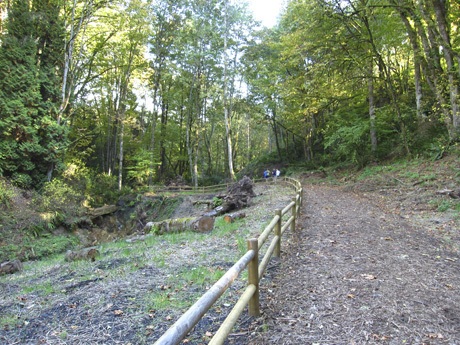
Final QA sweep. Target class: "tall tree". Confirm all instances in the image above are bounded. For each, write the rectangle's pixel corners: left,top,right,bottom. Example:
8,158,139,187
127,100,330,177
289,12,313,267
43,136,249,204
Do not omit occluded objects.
395,0,460,141
0,0,66,187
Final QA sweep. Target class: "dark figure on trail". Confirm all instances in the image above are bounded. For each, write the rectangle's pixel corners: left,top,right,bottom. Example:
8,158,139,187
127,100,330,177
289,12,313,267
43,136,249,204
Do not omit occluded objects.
263,169,270,179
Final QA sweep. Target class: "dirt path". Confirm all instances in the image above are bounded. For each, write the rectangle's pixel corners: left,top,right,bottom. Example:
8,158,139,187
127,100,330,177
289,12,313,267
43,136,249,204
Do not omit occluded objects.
248,184,460,345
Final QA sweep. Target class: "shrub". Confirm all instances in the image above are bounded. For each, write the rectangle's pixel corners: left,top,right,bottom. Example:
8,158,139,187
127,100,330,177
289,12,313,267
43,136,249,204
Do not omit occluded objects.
0,179,16,209
87,173,121,206
34,179,87,231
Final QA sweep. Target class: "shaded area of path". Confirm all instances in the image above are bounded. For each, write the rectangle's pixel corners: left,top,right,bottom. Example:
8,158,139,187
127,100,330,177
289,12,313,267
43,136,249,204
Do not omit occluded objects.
248,185,460,344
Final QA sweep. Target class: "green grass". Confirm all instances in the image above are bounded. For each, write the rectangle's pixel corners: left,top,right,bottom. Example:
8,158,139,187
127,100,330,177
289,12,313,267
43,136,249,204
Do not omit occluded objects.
428,198,460,213
0,179,16,209
0,314,19,329
0,233,79,262
236,236,247,256
144,290,190,311
437,200,453,212
356,166,385,180
142,265,227,313
213,216,244,236
175,265,225,287
22,279,57,295
421,173,437,181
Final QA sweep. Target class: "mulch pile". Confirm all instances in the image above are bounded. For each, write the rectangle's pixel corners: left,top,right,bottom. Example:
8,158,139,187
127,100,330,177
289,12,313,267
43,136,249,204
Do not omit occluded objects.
248,184,460,345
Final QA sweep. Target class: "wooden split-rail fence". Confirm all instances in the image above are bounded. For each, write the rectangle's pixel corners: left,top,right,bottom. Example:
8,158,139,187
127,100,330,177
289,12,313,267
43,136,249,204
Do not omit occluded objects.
153,177,303,345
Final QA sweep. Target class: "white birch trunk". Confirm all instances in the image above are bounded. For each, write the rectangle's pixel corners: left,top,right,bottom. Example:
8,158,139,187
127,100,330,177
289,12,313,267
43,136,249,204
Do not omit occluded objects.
368,64,377,155
223,2,235,181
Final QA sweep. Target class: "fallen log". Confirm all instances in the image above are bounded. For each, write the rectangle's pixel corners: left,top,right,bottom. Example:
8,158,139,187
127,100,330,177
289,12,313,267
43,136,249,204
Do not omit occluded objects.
144,216,215,235
224,212,246,223
65,247,100,262
126,234,154,243
0,259,23,275
203,204,234,217
88,205,118,219
437,189,454,195
192,200,214,207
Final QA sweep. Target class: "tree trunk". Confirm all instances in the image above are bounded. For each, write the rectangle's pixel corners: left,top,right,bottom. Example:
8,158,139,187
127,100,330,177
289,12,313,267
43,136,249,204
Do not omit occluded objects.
396,5,423,119
414,0,453,132
431,0,460,140
118,111,125,191
224,212,246,223
223,2,236,181
361,14,410,155
368,64,377,155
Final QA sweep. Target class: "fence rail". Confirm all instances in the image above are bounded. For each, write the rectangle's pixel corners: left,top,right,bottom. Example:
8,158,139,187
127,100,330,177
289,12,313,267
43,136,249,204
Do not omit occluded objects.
154,177,303,345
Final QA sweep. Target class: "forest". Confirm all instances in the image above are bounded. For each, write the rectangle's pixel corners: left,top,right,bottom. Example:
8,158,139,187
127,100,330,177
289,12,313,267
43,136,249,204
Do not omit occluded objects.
0,0,459,197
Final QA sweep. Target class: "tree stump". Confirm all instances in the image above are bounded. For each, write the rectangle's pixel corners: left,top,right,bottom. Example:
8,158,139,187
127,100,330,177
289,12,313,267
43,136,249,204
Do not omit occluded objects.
203,176,255,217
0,259,23,275
65,247,100,262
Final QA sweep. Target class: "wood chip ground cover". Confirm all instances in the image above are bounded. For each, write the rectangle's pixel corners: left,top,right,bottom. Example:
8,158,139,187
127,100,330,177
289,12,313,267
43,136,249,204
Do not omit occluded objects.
248,183,460,345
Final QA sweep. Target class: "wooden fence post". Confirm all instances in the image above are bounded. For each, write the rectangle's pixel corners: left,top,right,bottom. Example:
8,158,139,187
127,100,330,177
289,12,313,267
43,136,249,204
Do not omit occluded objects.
275,209,282,257
291,197,297,233
247,238,260,317
298,188,303,212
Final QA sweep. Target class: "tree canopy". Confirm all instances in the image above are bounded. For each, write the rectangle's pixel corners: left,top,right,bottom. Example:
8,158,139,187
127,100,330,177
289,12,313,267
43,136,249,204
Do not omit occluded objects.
0,0,458,192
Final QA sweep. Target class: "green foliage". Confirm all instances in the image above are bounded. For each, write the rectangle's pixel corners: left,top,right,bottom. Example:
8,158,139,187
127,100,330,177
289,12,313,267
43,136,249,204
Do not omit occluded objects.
86,173,121,207
0,0,67,188
58,162,127,207
0,234,79,262
199,174,227,186
38,179,84,213
212,196,223,207
429,140,450,161
30,179,88,233
0,179,16,209
126,149,159,186
0,243,20,262
324,120,371,168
